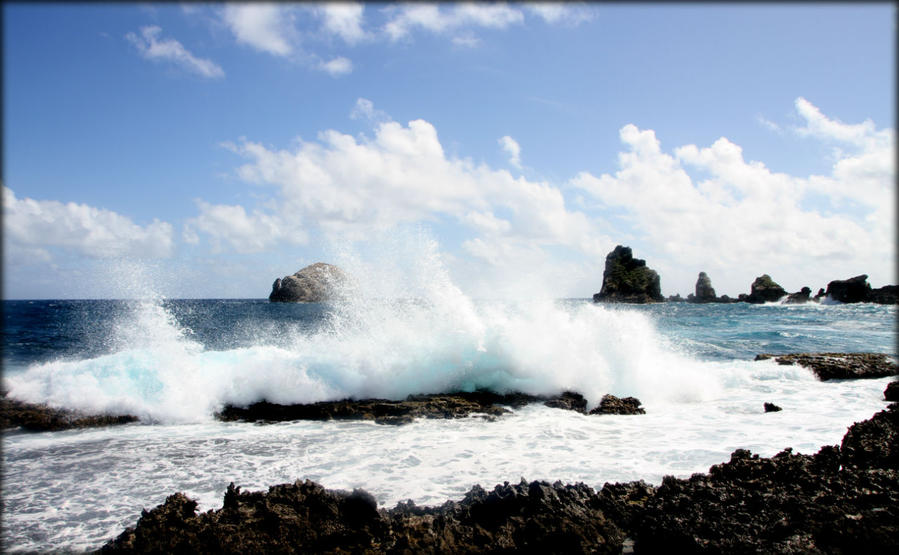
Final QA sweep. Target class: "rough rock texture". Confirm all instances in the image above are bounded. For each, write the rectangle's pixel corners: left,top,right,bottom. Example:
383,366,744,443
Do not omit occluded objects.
592,245,663,304
745,274,787,303
754,352,898,381
269,263,348,303
589,394,645,415
218,391,646,425
784,286,812,304
101,479,626,554
825,274,872,303
885,381,899,402
633,405,899,554
0,396,138,432
692,272,717,303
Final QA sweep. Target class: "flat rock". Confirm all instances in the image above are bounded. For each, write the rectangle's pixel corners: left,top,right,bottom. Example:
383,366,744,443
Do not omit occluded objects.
754,352,898,380
0,395,138,432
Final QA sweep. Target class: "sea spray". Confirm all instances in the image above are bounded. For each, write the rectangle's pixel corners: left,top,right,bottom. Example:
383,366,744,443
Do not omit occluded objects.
5,234,723,422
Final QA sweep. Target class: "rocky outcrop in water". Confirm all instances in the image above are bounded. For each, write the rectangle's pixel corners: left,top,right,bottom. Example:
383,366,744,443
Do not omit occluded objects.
784,286,812,304
738,274,787,304
0,395,138,432
886,381,899,402
101,403,899,554
754,352,898,381
592,245,663,304
764,402,782,413
689,272,717,303
217,391,646,425
824,275,898,304
269,262,348,302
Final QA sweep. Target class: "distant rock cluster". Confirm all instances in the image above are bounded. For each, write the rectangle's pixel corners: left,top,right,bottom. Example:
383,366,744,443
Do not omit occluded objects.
591,245,897,305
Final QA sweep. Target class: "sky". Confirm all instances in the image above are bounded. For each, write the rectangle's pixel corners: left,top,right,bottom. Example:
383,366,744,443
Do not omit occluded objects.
2,2,896,300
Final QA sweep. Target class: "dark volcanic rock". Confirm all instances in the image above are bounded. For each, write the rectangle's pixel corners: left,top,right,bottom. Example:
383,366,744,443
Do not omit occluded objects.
633,404,899,554
589,394,645,415
218,391,635,425
269,262,348,302
784,286,812,304
746,274,787,303
102,479,626,554
764,402,782,413
885,381,899,402
0,396,138,432
592,245,663,304
692,271,717,303
754,352,898,381
666,293,685,302
825,274,871,303
868,284,899,304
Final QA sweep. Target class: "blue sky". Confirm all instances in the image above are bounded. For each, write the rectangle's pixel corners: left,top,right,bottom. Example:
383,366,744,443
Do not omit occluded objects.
3,2,896,299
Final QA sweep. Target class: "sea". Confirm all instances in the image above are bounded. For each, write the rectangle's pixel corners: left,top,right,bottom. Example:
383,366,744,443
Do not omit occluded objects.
2,291,896,552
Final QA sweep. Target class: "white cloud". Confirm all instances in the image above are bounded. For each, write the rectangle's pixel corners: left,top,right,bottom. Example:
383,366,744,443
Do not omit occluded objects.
3,187,174,260
125,25,224,78
222,4,295,56
350,97,390,122
317,2,368,44
572,98,895,295
183,200,307,254
318,56,353,76
526,3,596,25
383,2,524,42
498,135,522,168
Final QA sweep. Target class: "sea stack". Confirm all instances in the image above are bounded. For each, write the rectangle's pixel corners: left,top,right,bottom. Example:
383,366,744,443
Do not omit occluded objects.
269,263,348,302
593,245,663,304
690,272,717,303
740,274,787,304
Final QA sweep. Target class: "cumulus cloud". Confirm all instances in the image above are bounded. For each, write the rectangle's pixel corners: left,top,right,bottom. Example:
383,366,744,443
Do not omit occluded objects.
572,98,895,294
499,135,522,168
383,2,524,42
183,200,307,254
192,101,610,279
317,2,368,44
126,25,224,78
318,56,353,76
222,3,295,56
3,187,174,260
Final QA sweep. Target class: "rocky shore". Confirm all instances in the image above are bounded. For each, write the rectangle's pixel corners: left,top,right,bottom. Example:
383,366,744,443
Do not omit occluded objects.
754,352,898,381
0,394,138,432
100,401,898,553
217,391,644,425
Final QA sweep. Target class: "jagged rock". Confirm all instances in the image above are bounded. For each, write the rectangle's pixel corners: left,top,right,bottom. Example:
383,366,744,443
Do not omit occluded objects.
868,285,899,304
784,286,812,304
764,402,782,413
692,272,717,303
589,394,645,415
269,263,348,303
886,381,899,402
754,352,898,381
0,395,138,432
217,391,640,425
825,274,871,303
633,405,899,553
746,274,787,303
102,478,626,554
592,246,663,304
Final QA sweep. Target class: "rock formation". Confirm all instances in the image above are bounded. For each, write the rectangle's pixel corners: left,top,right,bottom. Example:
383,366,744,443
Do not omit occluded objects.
0,395,138,432
754,352,898,381
784,286,812,304
824,275,898,304
269,263,347,303
884,381,898,402
592,245,663,304
739,274,787,303
691,271,717,303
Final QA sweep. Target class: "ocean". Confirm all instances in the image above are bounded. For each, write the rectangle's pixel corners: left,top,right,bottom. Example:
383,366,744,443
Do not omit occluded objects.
2,295,896,552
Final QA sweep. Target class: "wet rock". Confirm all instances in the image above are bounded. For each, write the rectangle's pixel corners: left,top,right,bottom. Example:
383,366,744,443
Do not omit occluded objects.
754,352,898,381
102,479,625,554
269,262,348,302
885,381,899,402
592,245,664,304
764,402,782,412
217,390,629,425
589,394,645,415
784,286,812,304
632,405,899,553
868,284,899,304
746,274,787,303
825,274,871,303
0,395,138,432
